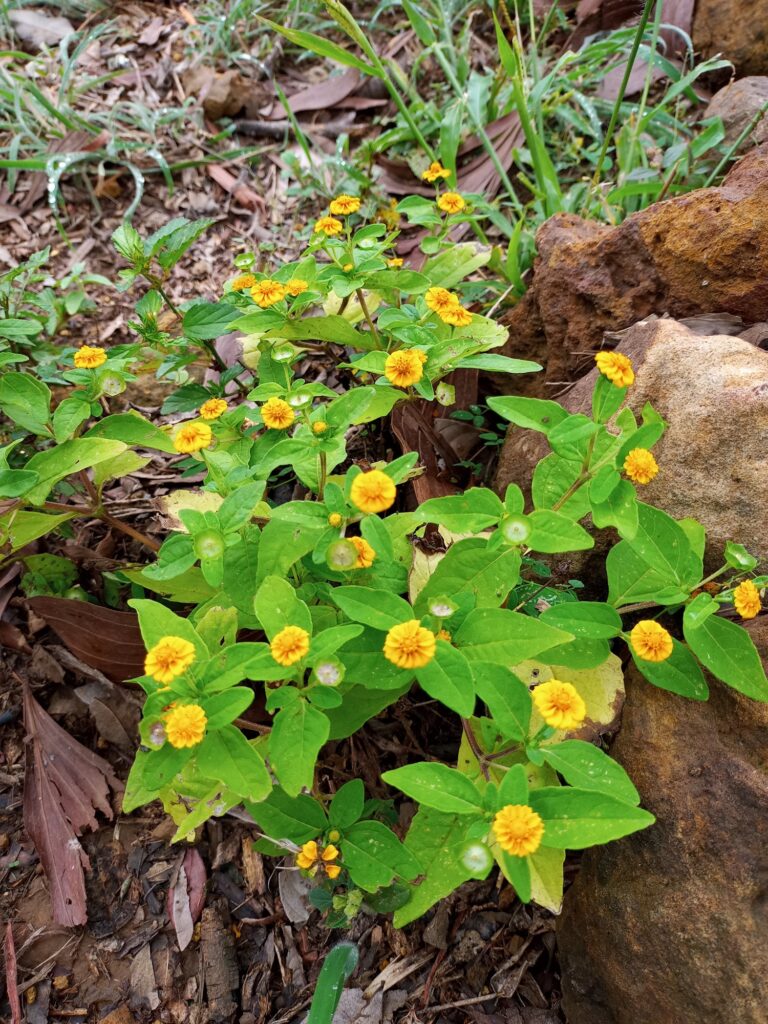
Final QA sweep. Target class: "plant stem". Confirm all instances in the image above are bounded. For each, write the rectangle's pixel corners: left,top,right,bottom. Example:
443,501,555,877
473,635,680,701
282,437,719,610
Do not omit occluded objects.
462,718,490,780
355,289,383,349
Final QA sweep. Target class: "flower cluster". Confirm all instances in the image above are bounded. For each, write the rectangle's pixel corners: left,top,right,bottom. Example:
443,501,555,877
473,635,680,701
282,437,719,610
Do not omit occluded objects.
296,840,341,879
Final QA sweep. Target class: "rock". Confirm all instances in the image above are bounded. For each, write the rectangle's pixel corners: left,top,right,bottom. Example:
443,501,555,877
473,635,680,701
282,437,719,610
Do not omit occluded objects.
704,77,768,147
501,145,768,387
694,0,768,76
556,616,768,1024
8,9,74,49
496,317,768,567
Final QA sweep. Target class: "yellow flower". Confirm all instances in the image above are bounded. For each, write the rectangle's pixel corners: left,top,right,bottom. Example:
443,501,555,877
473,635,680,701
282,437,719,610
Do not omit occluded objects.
251,279,287,307
329,194,361,215
199,398,227,421
623,447,659,485
532,679,586,731
422,161,451,182
387,257,404,267
286,278,309,296
440,304,473,327
296,840,319,869
437,191,466,214
261,397,295,430
733,579,761,619
595,351,634,388
314,215,343,236
384,349,425,388
270,625,310,666
383,619,436,669
322,843,340,863
325,864,342,880
328,512,343,527
492,804,544,858
350,469,396,514
174,422,213,454
144,636,196,684
296,840,341,876
165,703,207,748
74,345,107,369
231,273,257,292
343,262,354,271
630,620,673,662
425,286,459,315
350,536,376,569
312,420,328,434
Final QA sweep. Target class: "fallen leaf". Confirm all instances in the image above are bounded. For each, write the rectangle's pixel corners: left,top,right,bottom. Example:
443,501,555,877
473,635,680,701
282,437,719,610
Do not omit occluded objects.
4,923,21,1024
23,685,123,926
8,9,74,49
167,848,207,951
275,68,361,116
207,165,266,212
277,863,312,923
27,597,145,683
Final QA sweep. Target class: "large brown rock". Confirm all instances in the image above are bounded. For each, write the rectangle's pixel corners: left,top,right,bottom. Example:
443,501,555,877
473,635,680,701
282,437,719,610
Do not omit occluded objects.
704,77,768,147
556,616,768,1024
496,317,768,568
694,0,768,76
502,145,768,386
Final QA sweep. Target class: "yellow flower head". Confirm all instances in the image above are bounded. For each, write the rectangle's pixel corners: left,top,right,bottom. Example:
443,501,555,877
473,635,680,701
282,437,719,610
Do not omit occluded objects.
312,420,328,434
325,863,342,880
350,535,376,569
425,286,460,315
286,278,309,296
296,840,319,870
387,257,404,267
733,579,761,619
329,194,361,216
624,448,659,485
144,635,196,684
165,703,207,748
440,304,473,327
231,272,257,292
328,512,343,528
74,345,107,369
314,215,343,236
595,351,634,388
422,161,451,182
630,619,673,662
437,191,466,214
383,619,436,669
199,398,227,421
350,469,396,514
384,349,425,388
532,679,586,731
261,397,295,430
492,804,544,858
296,840,341,876
270,625,310,666
251,279,287,307
174,422,213,454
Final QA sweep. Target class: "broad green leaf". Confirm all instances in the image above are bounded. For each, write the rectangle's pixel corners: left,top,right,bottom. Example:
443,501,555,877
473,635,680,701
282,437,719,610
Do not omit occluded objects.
85,412,176,453
497,849,531,902
0,372,51,435
415,641,475,716
218,482,265,533
52,395,91,442
183,300,237,340
264,314,369,347
257,519,324,580
270,698,330,795
342,820,423,893
542,740,640,805
258,17,382,77
683,609,768,700
630,639,709,700
415,539,521,611
548,414,599,458
528,846,565,913
455,608,573,664
247,787,327,843
608,504,701,607
416,488,504,533
539,602,622,640
254,575,312,639
382,762,483,814
529,787,654,848
497,762,529,805
23,439,126,505
325,683,410,739
329,779,365,829
473,663,531,741
532,453,592,519
129,597,207,659
456,354,542,374
0,469,38,498
196,725,270,800
201,643,288,690
591,478,639,539
310,624,364,662
331,585,411,631
394,807,475,926
486,395,567,434
92,450,149,487
201,687,254,729
515,653,624,732
526,510,594,553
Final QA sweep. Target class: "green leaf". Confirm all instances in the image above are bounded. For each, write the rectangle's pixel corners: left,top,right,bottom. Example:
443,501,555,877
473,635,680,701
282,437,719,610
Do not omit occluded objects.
526,510,594,553
0,372,51,434
456,354,542,374
256,518,324,580
498,763,529,805
85,412,176,453
129,597,207,660
528,846,565,913
0,469,39,498
203,688,254,729
394,807,476,926
592,372,627,423
254,575,312,639
548,414,599,458
486,395,567,434
455,608,573,663
310,624,363,662
331,586,412,631
196,726,270,800
23,439,126,505
183,300,237,340
417,488,504,532
383,762,483,814
52,395,91,442
307,944,360,1024
262,314,368,347
342,820,423,892
415,641,475,716
532,454,592,519
247,787,327,843
539,602,622,640
417,538,521,610
473,663,531,741
151,217,215,269
529,788,655,848
258,17,382,77
724,541,758,571
591,478,639,539
542,741,640,804
683,609,768,700
630,638,709,700
270,698,330,795
497,849,531,902
329,779,365,829
0,510,76,551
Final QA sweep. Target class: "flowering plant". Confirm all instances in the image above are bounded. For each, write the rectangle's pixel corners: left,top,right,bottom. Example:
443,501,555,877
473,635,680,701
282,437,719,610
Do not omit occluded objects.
1,195,765,923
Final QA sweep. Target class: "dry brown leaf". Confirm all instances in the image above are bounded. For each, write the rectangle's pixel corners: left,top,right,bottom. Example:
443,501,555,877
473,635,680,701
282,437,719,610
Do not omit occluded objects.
8,9,74,49
4,923,21,1024
206,165,266,212
27,597,145,683
23,685,123,926
167,848,207,951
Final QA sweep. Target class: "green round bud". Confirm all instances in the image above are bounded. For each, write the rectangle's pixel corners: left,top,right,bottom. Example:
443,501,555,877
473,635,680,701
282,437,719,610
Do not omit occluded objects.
194,529,225,560
326,539,358,571
95,371,126,397
63,586,89,602
428,596,457,619
314,659,344,687
459,840,494,878
273,342,297,363
234,252,256,269
500,515,531,545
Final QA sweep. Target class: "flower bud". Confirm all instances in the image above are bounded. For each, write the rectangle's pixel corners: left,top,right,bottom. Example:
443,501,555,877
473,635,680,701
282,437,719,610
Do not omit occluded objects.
234,252,256,269
148,722,166,747
500,515,531,545
428,597,457,619
95,371,125,397
194,529,225,560
314,659,344,687
326,539,359,571
272,342,297,363
459,840,494,878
